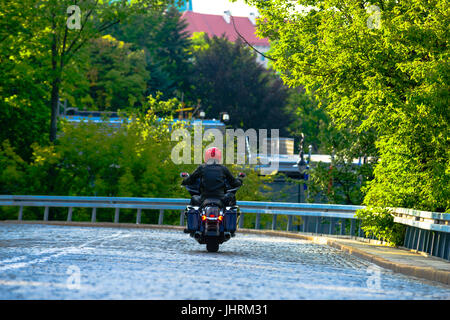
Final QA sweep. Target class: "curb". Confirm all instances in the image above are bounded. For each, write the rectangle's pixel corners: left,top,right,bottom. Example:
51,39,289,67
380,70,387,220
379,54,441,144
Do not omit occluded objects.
2,220,449,286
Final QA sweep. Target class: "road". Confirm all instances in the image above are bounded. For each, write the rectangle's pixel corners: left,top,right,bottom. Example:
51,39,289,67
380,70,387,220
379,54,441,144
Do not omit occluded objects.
0,223,449,299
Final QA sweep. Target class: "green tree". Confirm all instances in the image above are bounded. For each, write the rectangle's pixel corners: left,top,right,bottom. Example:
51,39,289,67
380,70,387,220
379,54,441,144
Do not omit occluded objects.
0,94,273,222
69,35,148,111
1,0,171,144
285,87,330,153
243,0,449,212
189,34,293,135
0,0,51,160
110,6,192,99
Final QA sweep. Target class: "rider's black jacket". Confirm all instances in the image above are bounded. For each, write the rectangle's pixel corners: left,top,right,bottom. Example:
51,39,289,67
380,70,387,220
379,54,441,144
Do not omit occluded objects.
181,164,242,198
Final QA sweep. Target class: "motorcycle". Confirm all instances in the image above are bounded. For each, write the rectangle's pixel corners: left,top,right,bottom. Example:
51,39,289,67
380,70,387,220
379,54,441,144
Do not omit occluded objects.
180,171,246,252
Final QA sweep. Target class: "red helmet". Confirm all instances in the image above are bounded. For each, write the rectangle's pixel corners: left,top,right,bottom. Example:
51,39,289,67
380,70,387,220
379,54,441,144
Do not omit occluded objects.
204,147,222,164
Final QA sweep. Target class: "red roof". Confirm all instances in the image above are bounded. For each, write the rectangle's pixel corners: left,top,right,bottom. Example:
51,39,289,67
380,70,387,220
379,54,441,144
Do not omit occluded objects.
181,11,269,47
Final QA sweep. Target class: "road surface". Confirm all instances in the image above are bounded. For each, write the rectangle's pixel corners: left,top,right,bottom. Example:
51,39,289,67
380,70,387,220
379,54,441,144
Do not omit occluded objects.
0,223,449,299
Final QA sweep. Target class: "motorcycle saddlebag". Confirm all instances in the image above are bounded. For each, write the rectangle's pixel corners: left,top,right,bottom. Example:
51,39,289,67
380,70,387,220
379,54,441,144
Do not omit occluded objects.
187,208,200,231
224,209,237,232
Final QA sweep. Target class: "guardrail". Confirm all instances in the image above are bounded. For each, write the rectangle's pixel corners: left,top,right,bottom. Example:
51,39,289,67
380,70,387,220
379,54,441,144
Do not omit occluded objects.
391,207,450,260
0,195,448,260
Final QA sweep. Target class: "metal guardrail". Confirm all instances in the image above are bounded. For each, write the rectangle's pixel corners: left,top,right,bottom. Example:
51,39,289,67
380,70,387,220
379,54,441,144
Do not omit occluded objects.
391,207,450,260
0,195,448,260
0,195,364,234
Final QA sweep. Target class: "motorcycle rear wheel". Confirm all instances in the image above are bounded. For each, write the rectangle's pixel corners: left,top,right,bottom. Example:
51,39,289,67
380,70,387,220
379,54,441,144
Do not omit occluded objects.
206,239,219,252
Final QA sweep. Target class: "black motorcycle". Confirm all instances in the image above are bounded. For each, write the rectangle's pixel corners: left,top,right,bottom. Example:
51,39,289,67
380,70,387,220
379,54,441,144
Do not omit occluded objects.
180,172,245,252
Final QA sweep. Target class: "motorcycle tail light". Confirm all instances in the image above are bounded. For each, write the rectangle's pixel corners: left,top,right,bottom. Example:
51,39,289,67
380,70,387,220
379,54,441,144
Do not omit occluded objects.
209,214,215,218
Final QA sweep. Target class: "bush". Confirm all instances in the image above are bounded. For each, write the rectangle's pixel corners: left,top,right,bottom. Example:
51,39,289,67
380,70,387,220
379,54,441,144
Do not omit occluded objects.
0,95,271,223
355,207,406,246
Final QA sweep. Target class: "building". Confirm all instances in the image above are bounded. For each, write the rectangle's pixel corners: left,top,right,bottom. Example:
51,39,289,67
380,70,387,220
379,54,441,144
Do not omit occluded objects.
180,10,270,67
61,108,226,131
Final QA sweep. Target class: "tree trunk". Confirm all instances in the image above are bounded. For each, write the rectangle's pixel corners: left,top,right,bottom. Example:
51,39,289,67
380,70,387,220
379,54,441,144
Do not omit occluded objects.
49,77,60,142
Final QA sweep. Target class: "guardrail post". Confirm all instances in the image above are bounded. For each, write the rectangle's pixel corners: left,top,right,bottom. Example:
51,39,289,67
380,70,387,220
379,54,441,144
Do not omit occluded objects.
444,234,450,260
421,230,426,252
424,230,430,254
340,219,345,235
180,210,185,226
255,213,261,230
239,213,245,228
412,228,417,249
67,207,73,222
358,220,363,237
315,217,319,234
287,215,292,231
430,231,435,256
136,208,142,224
91,208,96,223
416,229,422,251
435,233,441,257
158,209,164,225
114,208,120,223
18,206,23,221
439,233,446,259
329,218,334,235
350,219,355,237
271,214,277,230
404,227,411,248
44,206,49,221
302,216,308,232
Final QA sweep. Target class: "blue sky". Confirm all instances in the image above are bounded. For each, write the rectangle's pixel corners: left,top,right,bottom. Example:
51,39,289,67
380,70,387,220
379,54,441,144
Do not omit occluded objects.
190,0,258,16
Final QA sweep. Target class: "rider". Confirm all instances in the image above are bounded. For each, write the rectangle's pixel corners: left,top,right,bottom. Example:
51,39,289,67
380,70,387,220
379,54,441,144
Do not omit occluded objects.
181,147,243,207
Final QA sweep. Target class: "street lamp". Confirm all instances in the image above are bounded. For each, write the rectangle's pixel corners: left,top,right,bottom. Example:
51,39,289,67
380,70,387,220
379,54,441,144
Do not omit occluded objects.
199,110,205,119
220,112,230,122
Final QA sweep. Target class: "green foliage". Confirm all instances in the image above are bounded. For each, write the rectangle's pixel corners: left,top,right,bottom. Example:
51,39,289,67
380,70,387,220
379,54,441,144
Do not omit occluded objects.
304,157,374,205
0,0,52,159
70,35,149,111
284,87,332,153
0,94,271,222
189,34,294,135
0,0,173,152
355,207,406,246
244,0,449,213
110,5,192,99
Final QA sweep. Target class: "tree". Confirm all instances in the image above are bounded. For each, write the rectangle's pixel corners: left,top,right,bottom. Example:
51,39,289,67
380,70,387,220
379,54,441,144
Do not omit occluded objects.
110,6,192,99
285,87,330,153
69,35,148,111
1,0,171,143
189,34,293,135
244,0,449,212
0,0,51,159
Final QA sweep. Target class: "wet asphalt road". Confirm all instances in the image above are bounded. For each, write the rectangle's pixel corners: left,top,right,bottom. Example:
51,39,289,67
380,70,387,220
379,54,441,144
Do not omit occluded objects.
0,223,449,300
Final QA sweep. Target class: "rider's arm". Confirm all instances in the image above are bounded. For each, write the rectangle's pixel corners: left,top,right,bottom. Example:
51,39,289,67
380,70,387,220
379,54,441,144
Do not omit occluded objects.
223,166,242,188
181,166,203,186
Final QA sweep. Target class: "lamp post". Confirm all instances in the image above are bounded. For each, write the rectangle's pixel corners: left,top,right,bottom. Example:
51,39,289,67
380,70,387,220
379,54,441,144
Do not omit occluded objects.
220,112,230,122
296,133,307,203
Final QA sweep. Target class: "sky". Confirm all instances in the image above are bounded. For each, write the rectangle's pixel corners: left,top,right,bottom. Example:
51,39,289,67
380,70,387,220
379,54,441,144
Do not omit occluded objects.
190,0,258,17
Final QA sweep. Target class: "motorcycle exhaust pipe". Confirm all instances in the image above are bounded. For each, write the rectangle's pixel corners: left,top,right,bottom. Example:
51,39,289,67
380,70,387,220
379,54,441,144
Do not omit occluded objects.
224,232,231,241
194,231,202,240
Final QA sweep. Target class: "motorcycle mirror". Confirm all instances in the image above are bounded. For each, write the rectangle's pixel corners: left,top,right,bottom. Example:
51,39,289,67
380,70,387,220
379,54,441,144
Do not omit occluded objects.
180,172,189,178
238,172,246,178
